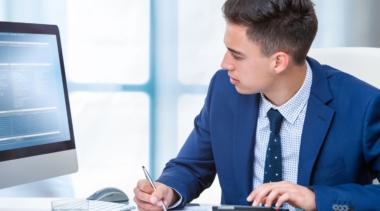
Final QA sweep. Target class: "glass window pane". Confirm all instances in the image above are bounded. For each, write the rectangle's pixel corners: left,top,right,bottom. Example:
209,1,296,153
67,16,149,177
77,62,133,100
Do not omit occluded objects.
178,0,226,85
69,92,149,198
67,0,150,84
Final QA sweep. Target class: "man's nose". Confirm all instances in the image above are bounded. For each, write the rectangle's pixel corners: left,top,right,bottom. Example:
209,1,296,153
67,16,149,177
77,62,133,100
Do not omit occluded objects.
221,51,233,71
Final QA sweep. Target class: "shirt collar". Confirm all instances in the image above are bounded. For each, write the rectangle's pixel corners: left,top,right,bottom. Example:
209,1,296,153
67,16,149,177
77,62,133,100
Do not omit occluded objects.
260,61,313,124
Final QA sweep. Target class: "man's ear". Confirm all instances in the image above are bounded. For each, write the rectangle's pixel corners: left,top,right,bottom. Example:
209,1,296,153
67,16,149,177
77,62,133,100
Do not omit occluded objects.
271,52,289,74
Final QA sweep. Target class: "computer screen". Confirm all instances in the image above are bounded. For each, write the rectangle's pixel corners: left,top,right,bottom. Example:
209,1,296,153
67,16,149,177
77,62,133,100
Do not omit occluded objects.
0,22,78,189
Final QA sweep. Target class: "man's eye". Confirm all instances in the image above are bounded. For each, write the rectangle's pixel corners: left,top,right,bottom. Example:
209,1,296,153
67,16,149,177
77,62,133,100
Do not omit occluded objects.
232,54,242,60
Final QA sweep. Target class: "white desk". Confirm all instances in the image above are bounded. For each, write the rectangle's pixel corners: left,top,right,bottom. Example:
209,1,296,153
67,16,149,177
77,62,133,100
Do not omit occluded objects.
0,198,58,210
0,198,211,211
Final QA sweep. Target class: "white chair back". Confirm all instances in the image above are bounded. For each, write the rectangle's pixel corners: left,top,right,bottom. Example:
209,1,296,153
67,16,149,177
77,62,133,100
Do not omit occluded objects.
308,47,380,88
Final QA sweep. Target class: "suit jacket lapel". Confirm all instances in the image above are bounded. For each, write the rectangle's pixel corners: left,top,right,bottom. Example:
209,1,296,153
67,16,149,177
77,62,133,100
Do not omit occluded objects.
298,57,335,186
297,94,335,186
232,93,260,205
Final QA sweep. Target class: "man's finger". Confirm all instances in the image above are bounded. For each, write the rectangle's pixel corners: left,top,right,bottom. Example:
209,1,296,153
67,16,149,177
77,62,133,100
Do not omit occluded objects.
264,189,280,207
275,192,289,208
251,185,274,206
134,187,153,203
150,182,170,206
134,196,164,211
138,179,155,193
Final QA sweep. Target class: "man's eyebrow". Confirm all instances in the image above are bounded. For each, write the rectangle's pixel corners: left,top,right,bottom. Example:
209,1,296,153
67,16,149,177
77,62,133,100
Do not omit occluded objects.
227,47,244,56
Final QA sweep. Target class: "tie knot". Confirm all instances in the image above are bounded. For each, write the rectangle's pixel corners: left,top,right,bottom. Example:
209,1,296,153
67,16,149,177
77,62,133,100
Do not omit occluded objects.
267,108,283,134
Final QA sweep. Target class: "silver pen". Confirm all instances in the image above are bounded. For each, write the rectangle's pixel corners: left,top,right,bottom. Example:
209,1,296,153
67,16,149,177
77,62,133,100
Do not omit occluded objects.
142,166,168,211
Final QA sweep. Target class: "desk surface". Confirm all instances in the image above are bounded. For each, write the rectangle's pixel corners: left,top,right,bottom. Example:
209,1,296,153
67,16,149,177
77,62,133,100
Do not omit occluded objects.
0,198,58,210
0,198,212,211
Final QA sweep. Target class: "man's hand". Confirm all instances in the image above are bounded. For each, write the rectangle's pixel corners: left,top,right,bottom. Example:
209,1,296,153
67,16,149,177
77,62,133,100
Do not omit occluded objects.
134,179,179,211
246,181,316,211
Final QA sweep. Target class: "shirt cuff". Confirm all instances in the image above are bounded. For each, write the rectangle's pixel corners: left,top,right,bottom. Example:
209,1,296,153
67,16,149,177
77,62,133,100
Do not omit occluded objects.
168,187,183,209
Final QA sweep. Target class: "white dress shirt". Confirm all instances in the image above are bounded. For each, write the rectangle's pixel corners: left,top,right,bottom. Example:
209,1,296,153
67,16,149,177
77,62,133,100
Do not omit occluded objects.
252,61,312,210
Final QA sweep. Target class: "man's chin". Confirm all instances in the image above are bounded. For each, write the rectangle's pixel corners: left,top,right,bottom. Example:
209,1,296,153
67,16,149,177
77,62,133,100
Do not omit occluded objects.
234,86,257,95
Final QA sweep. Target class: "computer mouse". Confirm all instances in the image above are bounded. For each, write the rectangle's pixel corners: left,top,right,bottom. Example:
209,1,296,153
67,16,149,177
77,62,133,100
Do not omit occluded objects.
87,187,129,203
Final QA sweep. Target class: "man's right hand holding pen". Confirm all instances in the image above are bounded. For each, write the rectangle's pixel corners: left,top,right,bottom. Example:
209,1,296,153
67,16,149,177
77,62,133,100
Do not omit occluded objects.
134,179,179,211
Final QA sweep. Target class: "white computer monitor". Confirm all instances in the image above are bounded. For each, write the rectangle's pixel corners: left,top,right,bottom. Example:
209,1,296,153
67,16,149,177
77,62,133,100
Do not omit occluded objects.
0,21,78,189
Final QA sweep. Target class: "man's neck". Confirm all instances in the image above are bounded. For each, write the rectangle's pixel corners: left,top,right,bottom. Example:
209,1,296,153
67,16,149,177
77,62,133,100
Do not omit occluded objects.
263,62,307,106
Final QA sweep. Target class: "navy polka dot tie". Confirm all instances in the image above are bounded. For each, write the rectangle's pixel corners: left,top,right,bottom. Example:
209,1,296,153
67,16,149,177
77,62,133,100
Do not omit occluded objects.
263,108,284,183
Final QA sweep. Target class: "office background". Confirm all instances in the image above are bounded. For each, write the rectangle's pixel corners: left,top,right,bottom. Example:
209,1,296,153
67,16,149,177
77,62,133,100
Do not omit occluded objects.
0,0,379,204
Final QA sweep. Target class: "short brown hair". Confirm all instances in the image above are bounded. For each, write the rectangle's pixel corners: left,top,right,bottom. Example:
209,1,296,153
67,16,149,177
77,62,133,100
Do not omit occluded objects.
222,0,318,65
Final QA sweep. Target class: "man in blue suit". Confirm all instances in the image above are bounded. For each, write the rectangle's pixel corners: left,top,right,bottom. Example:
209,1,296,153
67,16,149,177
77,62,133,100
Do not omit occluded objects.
134,0,380,210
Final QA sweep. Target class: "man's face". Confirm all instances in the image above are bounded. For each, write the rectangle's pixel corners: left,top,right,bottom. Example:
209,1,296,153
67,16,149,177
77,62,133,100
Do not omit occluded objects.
221,24,275,95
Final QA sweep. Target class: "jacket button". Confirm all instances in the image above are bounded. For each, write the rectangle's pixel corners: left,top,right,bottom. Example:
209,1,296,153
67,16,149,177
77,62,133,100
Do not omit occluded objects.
332,204,339,211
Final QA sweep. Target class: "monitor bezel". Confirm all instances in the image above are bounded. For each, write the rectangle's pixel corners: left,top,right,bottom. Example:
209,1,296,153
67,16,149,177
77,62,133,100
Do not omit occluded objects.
0,21,76,162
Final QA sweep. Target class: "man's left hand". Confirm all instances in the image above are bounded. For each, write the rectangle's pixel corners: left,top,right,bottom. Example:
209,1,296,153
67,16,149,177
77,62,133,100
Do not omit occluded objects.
246,181,316,211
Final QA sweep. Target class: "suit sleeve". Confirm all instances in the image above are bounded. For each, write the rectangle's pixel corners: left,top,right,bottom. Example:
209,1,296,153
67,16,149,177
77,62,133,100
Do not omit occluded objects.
311,91,380,211
156,71,223,207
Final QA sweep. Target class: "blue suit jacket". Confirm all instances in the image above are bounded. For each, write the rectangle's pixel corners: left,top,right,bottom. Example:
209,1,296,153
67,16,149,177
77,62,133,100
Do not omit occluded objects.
157,57,380,210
